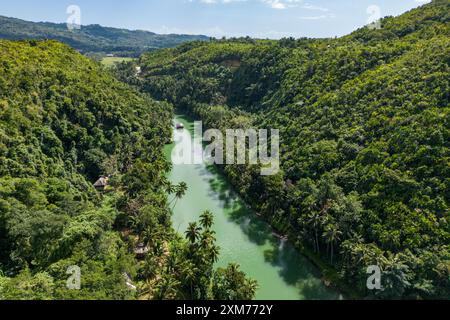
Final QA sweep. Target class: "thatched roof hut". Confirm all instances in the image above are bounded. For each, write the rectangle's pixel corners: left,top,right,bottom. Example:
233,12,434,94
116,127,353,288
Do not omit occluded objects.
94,176,109,191
134,243,150,259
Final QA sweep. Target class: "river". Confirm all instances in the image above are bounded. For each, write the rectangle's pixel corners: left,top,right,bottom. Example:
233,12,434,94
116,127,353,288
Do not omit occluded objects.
165,114,342,300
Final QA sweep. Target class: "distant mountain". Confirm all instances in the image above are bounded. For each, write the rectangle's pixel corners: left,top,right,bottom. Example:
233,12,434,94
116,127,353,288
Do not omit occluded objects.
0,15,209,57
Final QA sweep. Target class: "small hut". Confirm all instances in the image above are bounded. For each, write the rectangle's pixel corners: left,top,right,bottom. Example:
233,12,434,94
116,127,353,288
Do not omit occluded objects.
94,176,109,192
134,243,150,260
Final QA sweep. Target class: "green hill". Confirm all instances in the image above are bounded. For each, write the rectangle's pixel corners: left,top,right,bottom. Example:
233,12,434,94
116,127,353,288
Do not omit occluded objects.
138,0,450,299
0,15,209,57
0,39,173,298
0,39,257,300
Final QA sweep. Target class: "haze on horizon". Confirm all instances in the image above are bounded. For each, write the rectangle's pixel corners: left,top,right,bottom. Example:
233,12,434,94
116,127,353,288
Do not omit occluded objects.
0,0,431,39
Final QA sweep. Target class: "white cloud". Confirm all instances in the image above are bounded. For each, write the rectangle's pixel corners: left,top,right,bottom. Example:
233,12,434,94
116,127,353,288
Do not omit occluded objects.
299,12,335,20
301,3,329,12
260,0,304,10
189,0,337,16
299,15,326,20
192,0,249,4
189,0,306,10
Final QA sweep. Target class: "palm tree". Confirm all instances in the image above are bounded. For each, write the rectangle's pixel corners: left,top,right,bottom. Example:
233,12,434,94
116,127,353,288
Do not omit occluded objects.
177,182,188,195
323,224,342,265
209,244,220,264
227,263,241,278
142,255,159,279
165,182,176,195
307,211,323,253
171,182,188,210
181,261,198,299
200,230,216,248
185,222,202,244
243,278,259,299
141,226,154,246
166,253,179,273
198,230,220,264
200,210,214,229
154,274,180,300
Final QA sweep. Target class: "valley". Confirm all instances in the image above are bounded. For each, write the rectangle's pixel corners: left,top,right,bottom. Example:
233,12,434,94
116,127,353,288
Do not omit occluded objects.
0,0,448,301
165,115,342,300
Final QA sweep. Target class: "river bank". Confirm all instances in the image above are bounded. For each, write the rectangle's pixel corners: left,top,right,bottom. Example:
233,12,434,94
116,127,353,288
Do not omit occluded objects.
164,114,343,300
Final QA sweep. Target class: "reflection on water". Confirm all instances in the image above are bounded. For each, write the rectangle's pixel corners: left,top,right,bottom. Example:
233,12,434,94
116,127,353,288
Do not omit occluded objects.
165,115,342,300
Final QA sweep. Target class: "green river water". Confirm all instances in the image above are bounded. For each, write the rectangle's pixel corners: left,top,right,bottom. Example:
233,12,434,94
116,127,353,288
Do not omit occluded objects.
165,115,342,300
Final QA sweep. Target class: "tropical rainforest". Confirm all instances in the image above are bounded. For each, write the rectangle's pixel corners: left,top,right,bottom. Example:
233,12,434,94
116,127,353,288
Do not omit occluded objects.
0,40,257,300
135,0,450,299
0,0,448,301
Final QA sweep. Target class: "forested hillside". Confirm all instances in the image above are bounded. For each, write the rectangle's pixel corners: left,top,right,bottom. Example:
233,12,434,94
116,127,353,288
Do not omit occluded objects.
0,40,256,300
0,15,208,57
138,0,449,299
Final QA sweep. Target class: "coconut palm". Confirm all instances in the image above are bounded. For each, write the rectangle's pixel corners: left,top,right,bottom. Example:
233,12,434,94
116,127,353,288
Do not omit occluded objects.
200,210,214,229
185,222,202,244
181,261,199,299
244,278,259,299
154,274,180,300
171,182,188,210
209,244,220,264
307,211,323,253
323,223,342,264
165,182,176,195
200,229,216,247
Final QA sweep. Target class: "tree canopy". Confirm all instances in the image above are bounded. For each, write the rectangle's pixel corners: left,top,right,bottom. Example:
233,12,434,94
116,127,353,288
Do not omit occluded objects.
137,0,450,299
0,40,256,300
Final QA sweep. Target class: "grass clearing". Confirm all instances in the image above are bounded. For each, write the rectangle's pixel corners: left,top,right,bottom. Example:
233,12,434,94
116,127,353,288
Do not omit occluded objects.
101,57,135,67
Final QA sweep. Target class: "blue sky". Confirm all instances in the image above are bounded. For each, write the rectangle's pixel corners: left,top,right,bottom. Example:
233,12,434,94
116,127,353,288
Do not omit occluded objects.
0,0,431,38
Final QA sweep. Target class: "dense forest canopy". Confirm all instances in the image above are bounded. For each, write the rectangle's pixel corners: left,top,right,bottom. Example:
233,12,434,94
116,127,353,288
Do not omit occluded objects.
137,0,449,299
0,0,448,301
0,15,209,57
0,40,256,300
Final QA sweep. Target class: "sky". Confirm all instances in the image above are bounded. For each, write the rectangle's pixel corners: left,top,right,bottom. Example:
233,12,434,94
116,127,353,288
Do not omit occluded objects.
0,0,431,39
